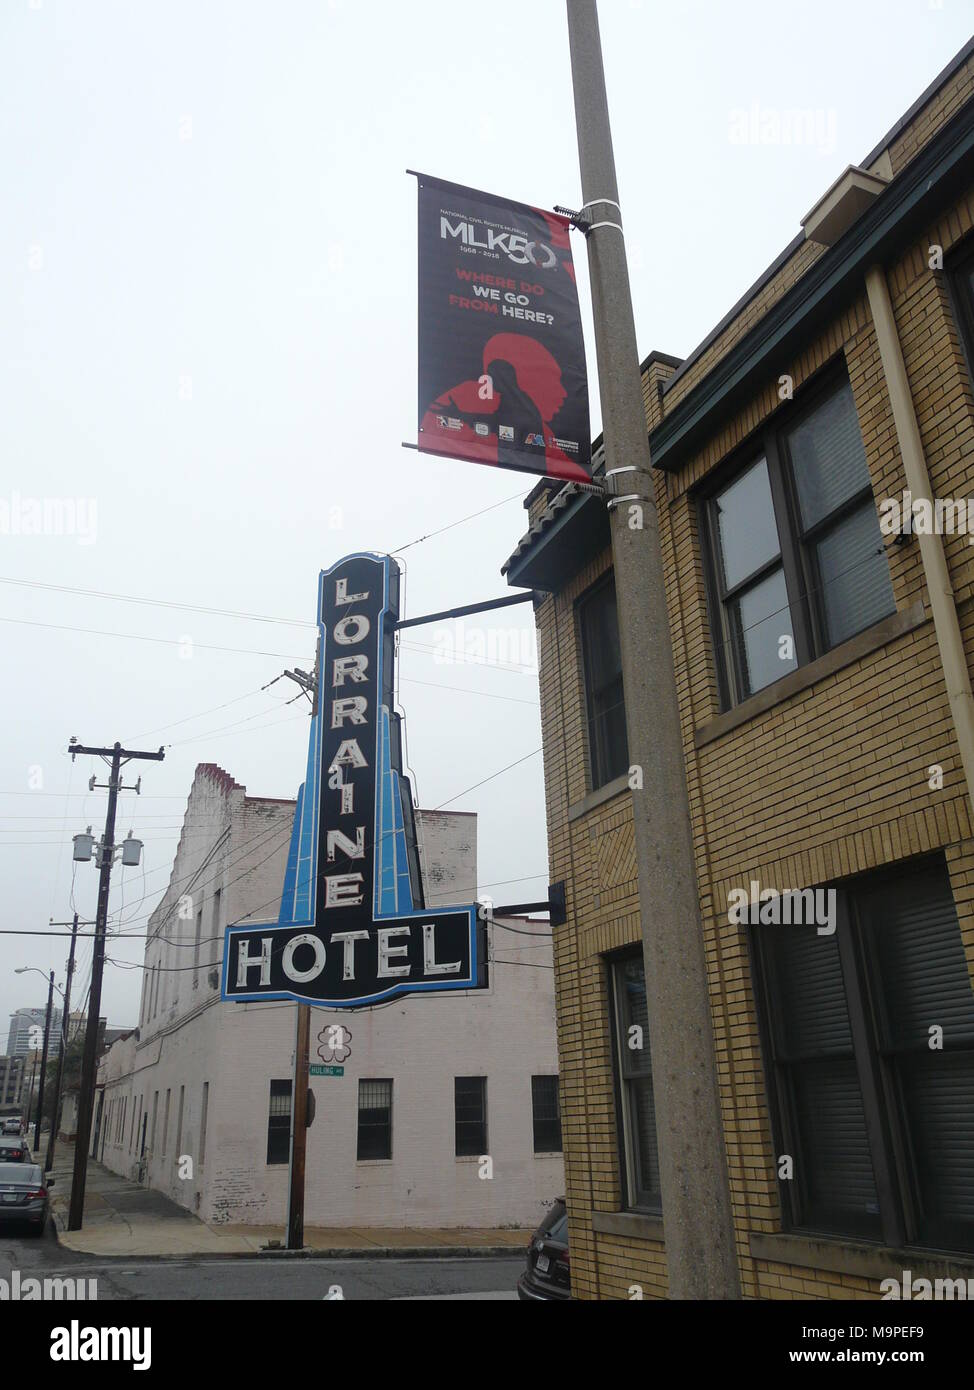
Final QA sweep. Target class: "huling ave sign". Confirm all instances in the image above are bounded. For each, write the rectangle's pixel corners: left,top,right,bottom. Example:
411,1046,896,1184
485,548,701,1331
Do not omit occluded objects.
222,553,484,1008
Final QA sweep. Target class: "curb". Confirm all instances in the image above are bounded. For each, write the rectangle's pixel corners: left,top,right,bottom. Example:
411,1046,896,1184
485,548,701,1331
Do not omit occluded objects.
49,1214,523,1262
48,1240,522,1263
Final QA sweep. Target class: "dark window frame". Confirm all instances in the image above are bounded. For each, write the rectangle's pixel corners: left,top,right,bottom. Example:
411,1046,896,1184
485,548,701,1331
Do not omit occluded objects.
607,949,663,1216
266,1078,291,1166
751,854,974,1256
946,236,974,394
454,1076,488,1158
576,573,629,792
699,364,894,709
530,1075,563,1154
356,1078,393,1161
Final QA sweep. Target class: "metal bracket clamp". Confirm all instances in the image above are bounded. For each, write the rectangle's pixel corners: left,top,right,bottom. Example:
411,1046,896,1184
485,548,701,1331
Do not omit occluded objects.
579,197,623,236
580,197,622,215
553,198,624,236
606,493,643,512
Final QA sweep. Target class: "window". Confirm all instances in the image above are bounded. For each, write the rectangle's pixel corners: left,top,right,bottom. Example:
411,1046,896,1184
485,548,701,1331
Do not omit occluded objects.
199,1082,209,1169
949,240,974,384
454,1076,488,1157
162,1088,171,1155
266,1079,291,1165
754,857,974,1254
175,1085,185,1157
610,953,662,1213
531,1075,562,1153
702,373,894,707
579,576,629,790
357,1079,392,1160
210,889,222,983
193,907,203,988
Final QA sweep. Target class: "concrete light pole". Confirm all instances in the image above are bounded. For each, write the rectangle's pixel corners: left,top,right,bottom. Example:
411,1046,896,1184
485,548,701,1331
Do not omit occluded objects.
566,0,740,1298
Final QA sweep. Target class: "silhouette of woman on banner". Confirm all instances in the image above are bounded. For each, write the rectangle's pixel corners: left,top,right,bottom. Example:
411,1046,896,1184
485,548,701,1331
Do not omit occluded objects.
421,332,589,482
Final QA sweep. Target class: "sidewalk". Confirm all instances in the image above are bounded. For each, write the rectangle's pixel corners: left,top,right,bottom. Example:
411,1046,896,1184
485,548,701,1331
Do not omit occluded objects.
47,1139,528,1260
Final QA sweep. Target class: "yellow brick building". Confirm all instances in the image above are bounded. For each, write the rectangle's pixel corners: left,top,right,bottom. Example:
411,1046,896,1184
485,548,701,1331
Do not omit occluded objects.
504,39,974,1299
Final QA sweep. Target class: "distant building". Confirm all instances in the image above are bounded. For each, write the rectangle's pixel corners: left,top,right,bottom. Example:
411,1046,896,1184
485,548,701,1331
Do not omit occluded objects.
6,1007,62,1059
0,1056,25,1112
95,762,563,1230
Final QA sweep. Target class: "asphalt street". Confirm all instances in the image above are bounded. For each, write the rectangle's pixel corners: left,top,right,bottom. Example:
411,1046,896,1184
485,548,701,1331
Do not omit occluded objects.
0,1222,522,1300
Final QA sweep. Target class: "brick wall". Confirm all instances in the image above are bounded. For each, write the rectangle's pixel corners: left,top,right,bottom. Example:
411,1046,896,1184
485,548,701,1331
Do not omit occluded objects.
533,57,974,1299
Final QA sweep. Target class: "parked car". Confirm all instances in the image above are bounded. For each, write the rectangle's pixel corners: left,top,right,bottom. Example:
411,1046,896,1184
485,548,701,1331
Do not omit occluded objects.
1,1117,23,1136
0,1163,52,1235
517,1198,571,1301
0,1136,30,1163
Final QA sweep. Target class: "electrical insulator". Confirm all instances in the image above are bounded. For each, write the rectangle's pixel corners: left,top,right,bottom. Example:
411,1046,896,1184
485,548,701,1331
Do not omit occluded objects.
72,831,94,862
121,835,143,867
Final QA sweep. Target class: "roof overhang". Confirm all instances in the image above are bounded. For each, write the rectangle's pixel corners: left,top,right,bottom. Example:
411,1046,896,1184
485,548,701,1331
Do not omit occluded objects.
502,485,610,592
801,165,889,246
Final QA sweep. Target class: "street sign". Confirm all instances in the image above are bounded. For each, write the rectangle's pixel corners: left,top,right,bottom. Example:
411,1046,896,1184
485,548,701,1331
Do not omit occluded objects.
310,1065,344,1077
222,553,484,1008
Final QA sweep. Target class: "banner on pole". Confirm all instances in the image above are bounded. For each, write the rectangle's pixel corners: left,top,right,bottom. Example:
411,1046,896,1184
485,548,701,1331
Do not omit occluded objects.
415,172,591,482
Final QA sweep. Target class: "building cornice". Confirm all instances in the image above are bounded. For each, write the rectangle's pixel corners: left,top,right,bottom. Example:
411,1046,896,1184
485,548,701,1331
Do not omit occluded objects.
648,94,974,473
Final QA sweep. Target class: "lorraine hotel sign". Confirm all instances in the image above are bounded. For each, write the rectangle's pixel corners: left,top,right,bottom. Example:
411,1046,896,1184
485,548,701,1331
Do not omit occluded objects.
223,553,482,1009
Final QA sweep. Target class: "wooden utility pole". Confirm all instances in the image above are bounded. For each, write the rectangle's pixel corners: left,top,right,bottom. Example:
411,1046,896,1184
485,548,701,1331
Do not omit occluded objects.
66,740,165,1231
32,971,55,1152
566,0,740,1297
45,914,83,1173
285,1002,311,1249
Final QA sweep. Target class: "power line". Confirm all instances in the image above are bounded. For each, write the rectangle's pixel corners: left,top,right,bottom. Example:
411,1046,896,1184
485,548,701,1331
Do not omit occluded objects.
390,490,525,553
0,614,313,661
230,746,545,929
0,576,313,628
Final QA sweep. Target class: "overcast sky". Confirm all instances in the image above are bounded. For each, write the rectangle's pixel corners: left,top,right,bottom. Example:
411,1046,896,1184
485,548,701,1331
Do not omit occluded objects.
1,0,970,1037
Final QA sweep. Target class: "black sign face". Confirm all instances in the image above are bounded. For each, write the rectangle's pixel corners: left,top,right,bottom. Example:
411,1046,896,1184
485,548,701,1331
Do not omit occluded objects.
222,553,480,1008
416,172,591,482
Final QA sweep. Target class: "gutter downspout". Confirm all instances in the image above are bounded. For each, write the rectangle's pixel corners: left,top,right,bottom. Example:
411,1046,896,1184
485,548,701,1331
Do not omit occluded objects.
865,263,974,820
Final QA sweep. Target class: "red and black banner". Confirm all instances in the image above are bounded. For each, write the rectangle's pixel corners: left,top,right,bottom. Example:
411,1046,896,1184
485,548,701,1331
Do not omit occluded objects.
415,173,591,482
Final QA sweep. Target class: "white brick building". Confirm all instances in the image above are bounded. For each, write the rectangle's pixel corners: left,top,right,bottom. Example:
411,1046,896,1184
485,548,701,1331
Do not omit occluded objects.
94,763,563,1230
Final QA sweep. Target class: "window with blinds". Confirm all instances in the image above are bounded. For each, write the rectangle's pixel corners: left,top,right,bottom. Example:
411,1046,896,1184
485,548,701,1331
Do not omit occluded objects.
579,575,629,790
454,1076,488,1157
756,856,974,1254
266,1079,291,1166
531,1075,563,1153
948,240,974,387
357,1079,393,1160
701,370,894,709
610,953,662,1214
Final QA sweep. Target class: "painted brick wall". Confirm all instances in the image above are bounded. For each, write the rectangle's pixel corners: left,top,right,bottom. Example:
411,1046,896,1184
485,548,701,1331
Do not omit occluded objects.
97,766,563,1230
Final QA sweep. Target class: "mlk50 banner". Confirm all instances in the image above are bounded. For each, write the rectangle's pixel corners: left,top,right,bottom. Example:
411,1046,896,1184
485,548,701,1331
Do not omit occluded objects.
415,172,591,482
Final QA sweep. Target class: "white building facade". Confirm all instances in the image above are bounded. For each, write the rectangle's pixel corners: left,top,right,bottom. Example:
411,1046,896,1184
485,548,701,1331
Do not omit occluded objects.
95,763,563,1230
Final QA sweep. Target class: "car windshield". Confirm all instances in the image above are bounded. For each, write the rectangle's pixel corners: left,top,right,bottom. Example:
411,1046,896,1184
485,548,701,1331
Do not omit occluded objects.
0,1163,39,1183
